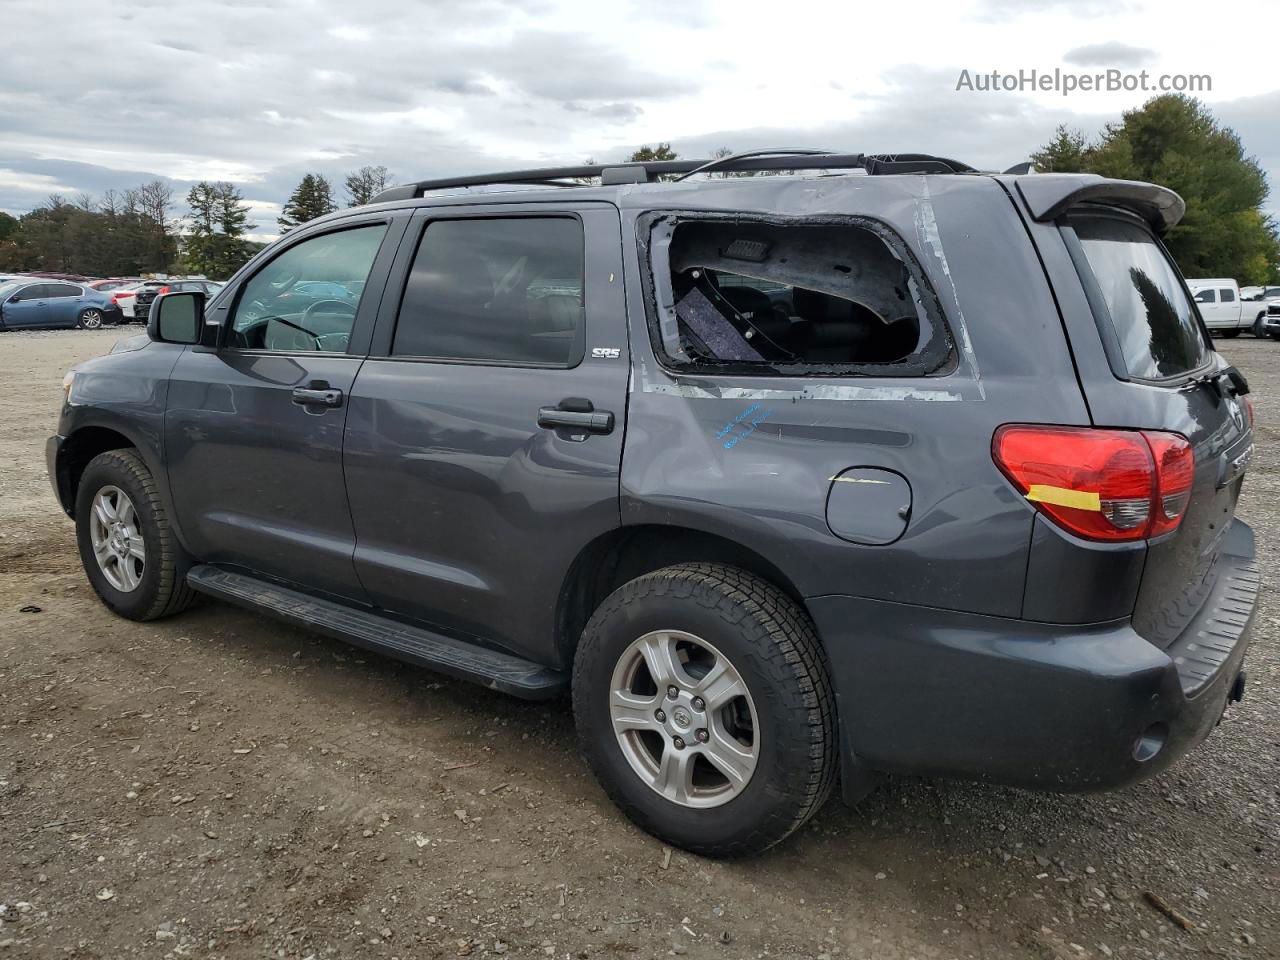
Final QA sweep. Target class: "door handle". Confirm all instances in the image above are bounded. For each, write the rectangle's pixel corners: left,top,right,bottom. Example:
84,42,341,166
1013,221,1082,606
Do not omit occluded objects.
538,399,614,435
291,384,343,408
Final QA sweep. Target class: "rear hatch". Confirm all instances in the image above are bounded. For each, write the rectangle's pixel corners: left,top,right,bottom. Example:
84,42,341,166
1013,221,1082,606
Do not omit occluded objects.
1044,200,1253,647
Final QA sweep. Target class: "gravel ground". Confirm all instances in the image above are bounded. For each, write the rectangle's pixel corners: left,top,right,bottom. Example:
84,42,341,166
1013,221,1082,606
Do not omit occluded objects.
0,328,1276,960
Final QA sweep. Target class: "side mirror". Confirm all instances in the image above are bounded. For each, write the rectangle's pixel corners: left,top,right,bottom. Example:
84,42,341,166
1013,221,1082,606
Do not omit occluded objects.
148,290,205,345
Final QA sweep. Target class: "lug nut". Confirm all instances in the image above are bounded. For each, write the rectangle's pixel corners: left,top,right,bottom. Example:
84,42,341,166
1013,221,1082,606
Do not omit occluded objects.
692,696,705,711
667,685,679,699
654,709,666,723
695,728,709,743
672,736,686,750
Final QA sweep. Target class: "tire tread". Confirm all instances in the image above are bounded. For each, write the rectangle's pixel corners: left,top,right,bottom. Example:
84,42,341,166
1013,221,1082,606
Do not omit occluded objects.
80,449,196,620
574,562,837,857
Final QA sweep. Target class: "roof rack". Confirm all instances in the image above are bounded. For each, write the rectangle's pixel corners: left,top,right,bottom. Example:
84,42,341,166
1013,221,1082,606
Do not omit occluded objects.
370,151,975,203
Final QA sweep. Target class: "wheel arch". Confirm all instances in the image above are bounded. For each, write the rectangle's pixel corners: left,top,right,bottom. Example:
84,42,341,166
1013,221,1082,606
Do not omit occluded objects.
555,523,809,669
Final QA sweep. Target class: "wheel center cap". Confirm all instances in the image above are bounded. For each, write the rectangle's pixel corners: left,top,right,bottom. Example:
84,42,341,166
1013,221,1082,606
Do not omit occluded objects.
671,706,693,729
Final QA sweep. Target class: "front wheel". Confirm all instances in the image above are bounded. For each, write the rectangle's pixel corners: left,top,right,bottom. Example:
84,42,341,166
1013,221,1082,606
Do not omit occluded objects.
75,449,196,621
572,563,836,857
77,308,105,329
1253,315,1268,337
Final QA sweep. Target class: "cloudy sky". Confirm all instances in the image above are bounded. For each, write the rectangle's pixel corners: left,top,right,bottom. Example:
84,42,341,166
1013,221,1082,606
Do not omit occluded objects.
3,0,1277,240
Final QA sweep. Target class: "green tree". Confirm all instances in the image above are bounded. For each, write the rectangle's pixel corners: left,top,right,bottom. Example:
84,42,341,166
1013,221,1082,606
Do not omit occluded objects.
279,173,337,232
629,143,679,181
184,181,256,279
629,143,677,163
344,165,392,207
1032,95,1280,283
1031,125,1089,173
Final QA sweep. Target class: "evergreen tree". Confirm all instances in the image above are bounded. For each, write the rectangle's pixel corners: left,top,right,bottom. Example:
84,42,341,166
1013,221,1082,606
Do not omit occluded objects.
629,143,679,181
628,143,677,163
1032,95,1280,283
184,181,256,279
279,174,337,232
1030,125,1089,173
344,165,392,207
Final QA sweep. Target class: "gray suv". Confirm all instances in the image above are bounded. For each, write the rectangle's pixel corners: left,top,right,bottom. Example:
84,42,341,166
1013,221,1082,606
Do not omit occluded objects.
47,152,1259,857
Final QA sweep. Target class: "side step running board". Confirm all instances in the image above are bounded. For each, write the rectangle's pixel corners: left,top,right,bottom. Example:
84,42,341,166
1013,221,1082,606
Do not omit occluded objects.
185,565,567,699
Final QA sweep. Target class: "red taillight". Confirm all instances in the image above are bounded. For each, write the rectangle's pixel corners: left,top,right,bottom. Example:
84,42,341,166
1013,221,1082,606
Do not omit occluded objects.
157,285,170,294
992,425,1193,542
111,291,135,303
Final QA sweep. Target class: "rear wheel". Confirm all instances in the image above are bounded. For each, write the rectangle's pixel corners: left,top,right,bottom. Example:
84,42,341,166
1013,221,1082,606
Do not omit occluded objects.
77,308,104,329
75,449,196,621
572,563,836,857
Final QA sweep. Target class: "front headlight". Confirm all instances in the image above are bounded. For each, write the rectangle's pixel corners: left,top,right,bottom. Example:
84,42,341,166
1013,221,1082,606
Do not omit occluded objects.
61,369,76,401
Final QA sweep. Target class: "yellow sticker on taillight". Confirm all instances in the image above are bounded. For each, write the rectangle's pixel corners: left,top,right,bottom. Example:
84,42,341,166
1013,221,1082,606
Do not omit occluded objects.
1024,484,1101,511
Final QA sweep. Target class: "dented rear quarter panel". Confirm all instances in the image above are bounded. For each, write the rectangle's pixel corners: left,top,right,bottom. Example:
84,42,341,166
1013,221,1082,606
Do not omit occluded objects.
617,175,1091,618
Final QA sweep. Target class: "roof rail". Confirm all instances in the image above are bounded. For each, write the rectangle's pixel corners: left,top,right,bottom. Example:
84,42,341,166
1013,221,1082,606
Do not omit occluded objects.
370,151,976,203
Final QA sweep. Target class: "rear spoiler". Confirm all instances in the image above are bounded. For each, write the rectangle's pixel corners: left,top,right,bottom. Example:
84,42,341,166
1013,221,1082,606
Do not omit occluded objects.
1014,174,1185,234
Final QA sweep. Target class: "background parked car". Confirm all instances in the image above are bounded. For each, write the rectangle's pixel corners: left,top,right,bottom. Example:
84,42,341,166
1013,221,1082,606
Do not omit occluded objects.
87,278,143,293
0,279,123,330
134,279,223,321
1187,278,1246,337
109,280,167,322
1242,285,1280,336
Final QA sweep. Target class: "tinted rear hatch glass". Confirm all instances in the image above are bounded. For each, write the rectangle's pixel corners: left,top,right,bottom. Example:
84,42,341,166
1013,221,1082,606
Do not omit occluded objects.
1067,210,1249,648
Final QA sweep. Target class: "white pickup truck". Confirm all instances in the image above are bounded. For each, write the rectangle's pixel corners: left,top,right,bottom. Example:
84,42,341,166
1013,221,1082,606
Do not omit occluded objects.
1187,278,1248,337
1242,285,1280,337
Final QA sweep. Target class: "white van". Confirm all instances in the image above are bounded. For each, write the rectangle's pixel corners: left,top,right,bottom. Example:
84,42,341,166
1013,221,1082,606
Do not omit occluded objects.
1186,279,1245,337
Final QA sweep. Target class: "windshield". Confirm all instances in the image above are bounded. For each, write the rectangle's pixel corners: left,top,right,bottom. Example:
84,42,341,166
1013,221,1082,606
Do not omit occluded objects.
1072,215,1211,380
0,281,23,299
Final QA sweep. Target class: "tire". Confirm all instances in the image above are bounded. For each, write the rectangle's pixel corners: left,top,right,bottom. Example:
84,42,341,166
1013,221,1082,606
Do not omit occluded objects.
75,449,197,621
1253,316,1267,338
77,308,104,330
572,563,836,857
1271,331,1280,342
1221,329,1241,339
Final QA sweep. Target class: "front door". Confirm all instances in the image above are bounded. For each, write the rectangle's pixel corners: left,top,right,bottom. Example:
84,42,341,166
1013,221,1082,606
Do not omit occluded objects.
1,283,51,329
164,216,405,601
343,205,629,662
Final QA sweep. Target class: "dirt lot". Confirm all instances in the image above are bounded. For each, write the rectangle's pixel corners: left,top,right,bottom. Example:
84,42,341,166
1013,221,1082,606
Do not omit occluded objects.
0,328,1276,960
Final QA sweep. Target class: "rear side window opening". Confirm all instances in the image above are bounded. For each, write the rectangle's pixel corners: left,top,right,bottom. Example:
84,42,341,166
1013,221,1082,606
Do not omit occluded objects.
641,214,954,377
1065,212,1212,382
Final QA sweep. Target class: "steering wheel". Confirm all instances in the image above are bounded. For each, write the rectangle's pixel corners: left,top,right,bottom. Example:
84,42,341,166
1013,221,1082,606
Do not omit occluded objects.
303,299,356,323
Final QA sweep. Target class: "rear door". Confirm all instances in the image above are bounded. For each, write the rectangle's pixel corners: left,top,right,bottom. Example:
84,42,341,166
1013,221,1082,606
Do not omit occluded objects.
164,214,407,601
1047,210,1251,646
44,282,86,327
1219,285,1239,328
342,203,628,663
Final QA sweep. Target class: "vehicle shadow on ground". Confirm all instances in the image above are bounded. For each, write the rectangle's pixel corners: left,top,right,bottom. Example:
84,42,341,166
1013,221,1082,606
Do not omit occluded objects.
179,595,1147,866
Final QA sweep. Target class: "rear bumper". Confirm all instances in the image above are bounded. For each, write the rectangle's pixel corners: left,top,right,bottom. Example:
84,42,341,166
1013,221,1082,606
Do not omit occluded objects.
809,518,1258,793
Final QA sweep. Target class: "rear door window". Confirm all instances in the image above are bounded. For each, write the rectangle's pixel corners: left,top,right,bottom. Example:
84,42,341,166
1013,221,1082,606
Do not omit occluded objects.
392,217,585,366
1220,287,1236,303
1070,215,1210,381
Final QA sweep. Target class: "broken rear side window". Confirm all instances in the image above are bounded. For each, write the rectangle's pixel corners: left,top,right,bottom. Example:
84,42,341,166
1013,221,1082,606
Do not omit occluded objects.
644,216,952,376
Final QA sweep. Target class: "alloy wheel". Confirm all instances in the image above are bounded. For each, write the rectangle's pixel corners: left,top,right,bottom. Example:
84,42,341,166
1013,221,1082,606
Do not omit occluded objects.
609,629,758,808
88,485,146,592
